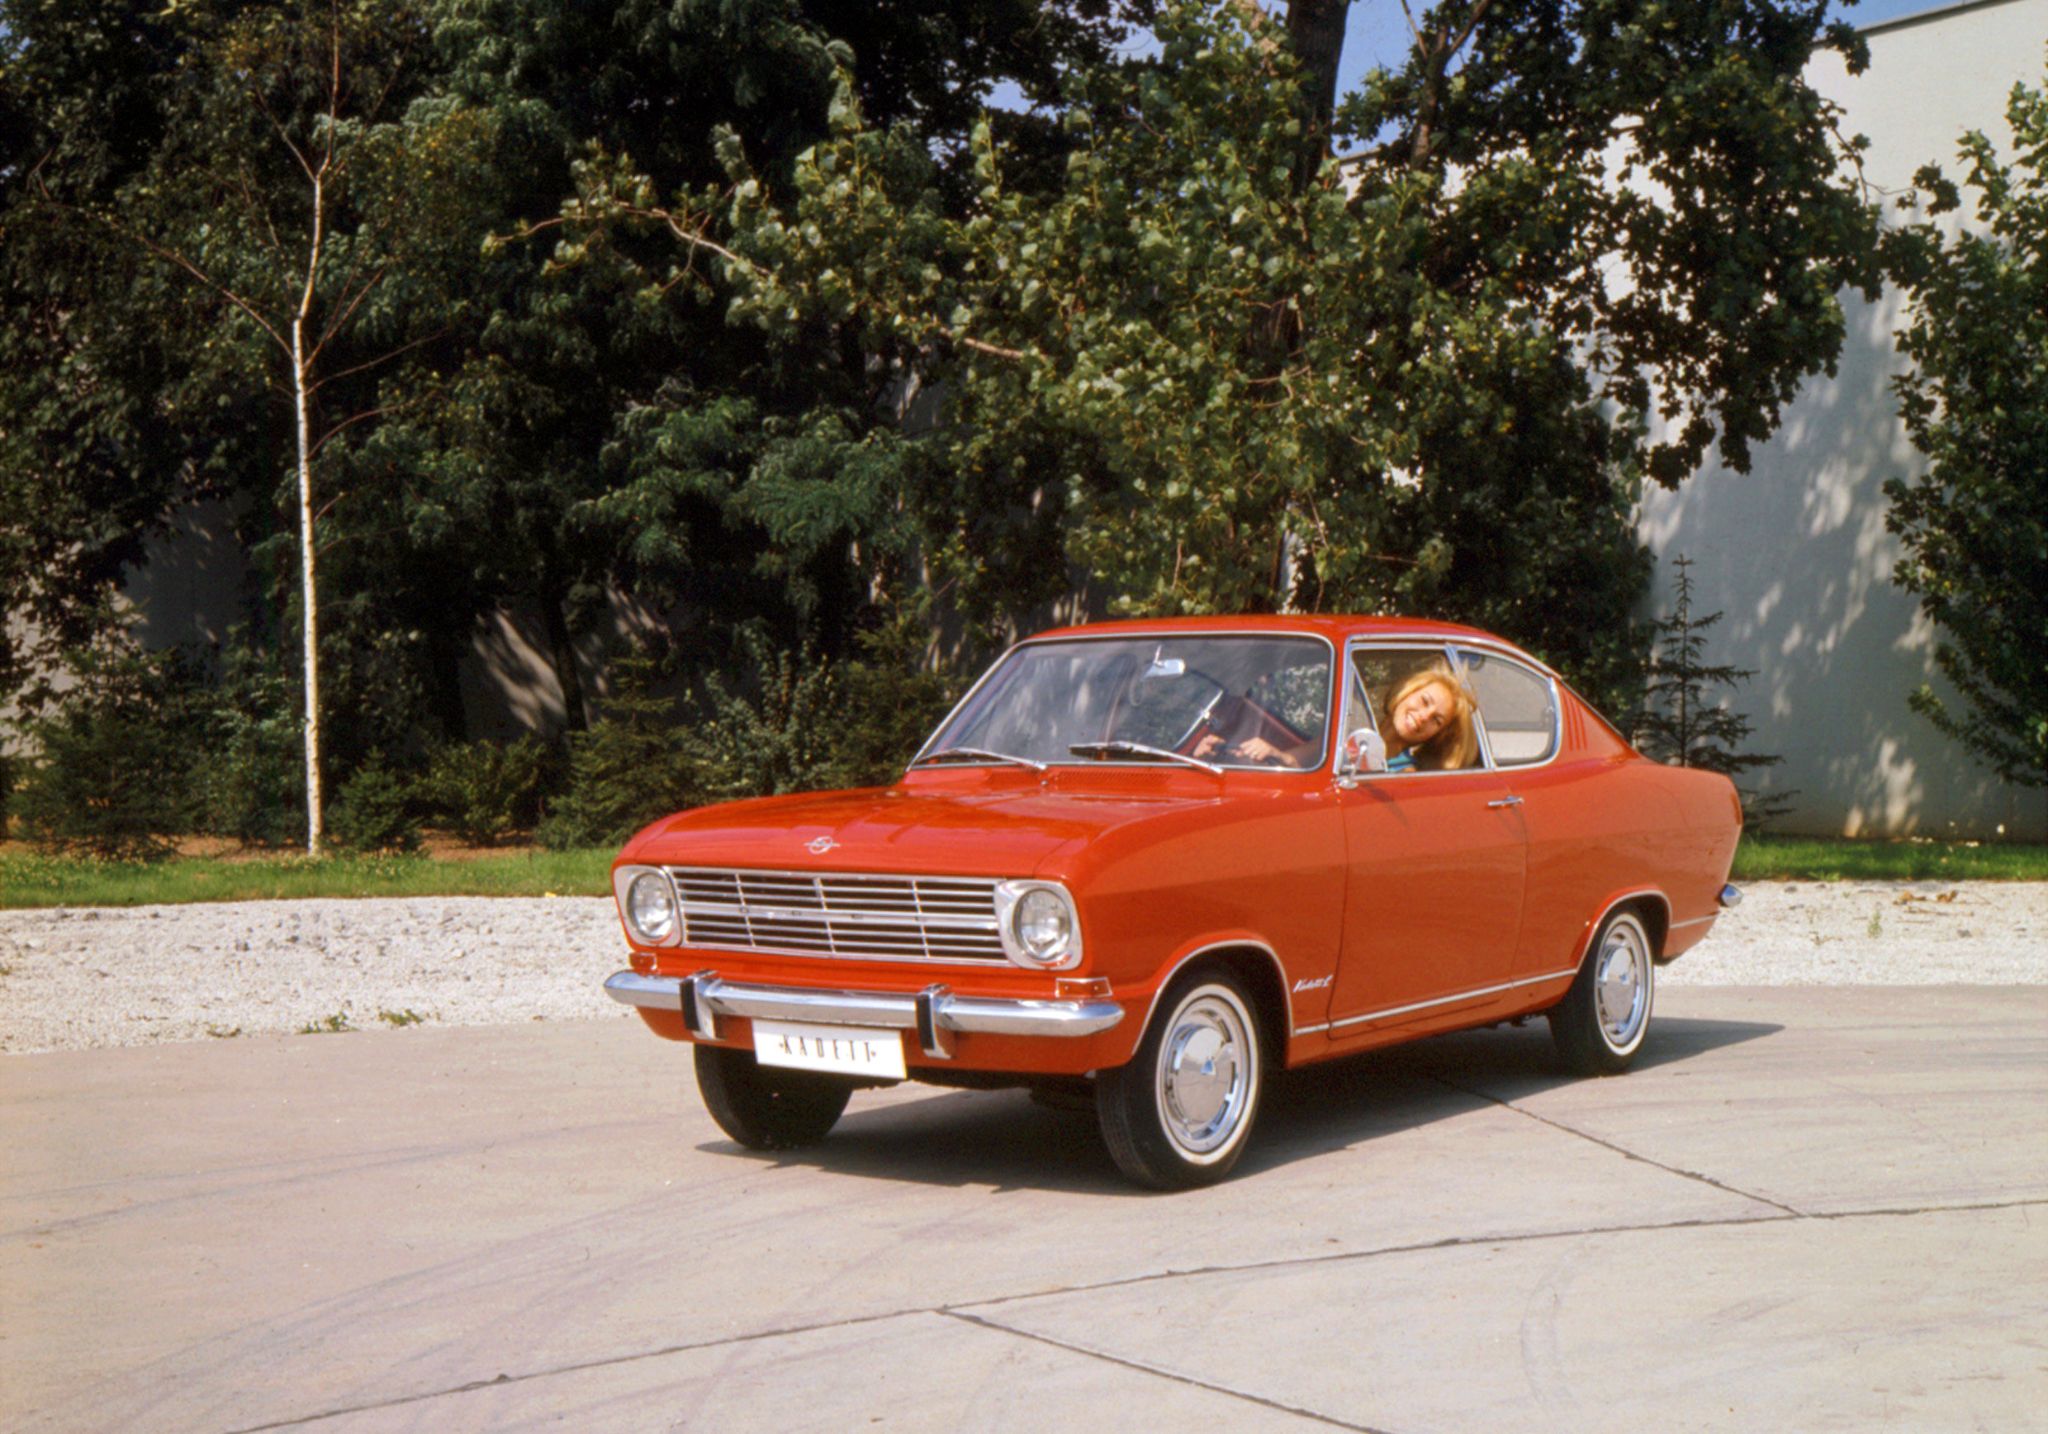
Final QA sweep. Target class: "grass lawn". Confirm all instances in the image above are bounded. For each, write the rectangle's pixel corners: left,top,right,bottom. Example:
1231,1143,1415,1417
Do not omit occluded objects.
1729,834,2048,883
1,832,2043,908
0,844,615,909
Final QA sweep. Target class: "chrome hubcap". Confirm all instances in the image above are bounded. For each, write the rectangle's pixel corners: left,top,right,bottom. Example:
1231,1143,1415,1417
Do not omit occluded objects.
1157,991,1252,1156
1594,921,1650,1049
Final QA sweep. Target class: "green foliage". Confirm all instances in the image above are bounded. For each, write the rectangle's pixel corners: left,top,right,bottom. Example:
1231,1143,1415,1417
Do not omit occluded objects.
1633,557,1790,828
12,647,205,861
417,735,554,845
327,754,423,854
1882,71,2048,790
818,615,968,787
684,631,847,803
592,0,1875,699
191,642,305,848
537,654,702,849
0,845,613,908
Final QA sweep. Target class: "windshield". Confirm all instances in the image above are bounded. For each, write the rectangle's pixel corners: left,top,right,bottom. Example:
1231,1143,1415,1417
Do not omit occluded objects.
924,635,1334,771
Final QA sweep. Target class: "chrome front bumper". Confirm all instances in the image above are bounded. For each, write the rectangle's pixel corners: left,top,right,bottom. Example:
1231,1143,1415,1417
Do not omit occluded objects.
603,970,1124,1060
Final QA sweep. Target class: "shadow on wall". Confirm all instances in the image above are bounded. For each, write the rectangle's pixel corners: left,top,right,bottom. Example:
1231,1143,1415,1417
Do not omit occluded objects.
1639,288,2041,839
124,500,247,655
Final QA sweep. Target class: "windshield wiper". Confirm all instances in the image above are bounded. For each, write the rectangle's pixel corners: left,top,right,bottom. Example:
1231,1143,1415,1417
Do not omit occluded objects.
912,745,1047,772
1067,741,1222,774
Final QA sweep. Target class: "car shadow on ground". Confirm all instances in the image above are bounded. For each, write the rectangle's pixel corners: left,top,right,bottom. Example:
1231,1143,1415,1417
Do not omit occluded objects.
695,1014,1783,1194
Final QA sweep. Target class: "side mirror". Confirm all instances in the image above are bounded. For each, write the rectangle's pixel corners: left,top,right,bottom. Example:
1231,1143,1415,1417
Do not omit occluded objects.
1340,728,1387,777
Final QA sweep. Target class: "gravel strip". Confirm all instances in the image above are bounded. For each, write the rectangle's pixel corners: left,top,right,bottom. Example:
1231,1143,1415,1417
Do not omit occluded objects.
2,882,2043,1055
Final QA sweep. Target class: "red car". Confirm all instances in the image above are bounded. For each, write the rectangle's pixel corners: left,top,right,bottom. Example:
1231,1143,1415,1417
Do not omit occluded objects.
604,617,1742,1188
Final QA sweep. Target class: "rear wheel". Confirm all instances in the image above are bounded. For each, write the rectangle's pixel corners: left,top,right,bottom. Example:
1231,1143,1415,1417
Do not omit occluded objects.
1549,909,1655,1075
694,1044,852,1149
1098,970,1263,1189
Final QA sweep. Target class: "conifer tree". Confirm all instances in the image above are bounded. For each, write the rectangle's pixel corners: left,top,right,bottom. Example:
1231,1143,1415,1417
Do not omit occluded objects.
1634,557,1791,828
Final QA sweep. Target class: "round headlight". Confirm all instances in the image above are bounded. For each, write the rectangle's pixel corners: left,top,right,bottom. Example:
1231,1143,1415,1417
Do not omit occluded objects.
627,871,677,944
1014,888,1072,962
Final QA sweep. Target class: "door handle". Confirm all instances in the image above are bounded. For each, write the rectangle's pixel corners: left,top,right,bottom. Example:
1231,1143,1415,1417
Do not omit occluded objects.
1485,795,1523,809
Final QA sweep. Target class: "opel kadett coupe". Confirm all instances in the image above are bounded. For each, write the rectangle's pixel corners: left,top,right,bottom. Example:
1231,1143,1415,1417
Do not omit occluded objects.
604,617,1742,1188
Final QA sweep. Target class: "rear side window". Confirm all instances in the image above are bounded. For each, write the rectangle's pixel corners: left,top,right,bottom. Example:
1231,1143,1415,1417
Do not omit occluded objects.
1459,649,1559,767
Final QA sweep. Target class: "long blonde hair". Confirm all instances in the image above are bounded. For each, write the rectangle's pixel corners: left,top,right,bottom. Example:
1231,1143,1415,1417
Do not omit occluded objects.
1382,666,1479,771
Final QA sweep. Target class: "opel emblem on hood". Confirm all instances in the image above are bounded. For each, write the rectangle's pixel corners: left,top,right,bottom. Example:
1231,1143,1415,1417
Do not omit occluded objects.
806,836,839,855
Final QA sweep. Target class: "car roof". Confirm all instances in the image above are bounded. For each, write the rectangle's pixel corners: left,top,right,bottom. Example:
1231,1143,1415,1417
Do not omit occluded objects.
1027,613,1513,647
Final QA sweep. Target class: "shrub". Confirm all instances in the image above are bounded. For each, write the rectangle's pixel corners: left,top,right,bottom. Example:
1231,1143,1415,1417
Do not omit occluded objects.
193,644,304,847
537,654,702,849
327,754,422,854
684,631,844,803
417,735,554,845
814,615,964,788
14,647,203,860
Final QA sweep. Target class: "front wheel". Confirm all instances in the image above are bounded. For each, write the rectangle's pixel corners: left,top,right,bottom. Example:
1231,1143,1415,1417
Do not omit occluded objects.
694,1044,852,1149
1549,909,1655,1075
1097,971,1264,1190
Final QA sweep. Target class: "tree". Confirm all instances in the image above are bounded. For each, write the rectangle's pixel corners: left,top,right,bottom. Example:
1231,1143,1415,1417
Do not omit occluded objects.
1634,556,1789,827
1883,70,2048,792
570,0,1878,708
382,0,1152,732
17,0,493,849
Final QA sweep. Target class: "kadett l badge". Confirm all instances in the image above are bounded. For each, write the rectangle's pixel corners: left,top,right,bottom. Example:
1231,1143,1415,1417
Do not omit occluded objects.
604,616,1742,1189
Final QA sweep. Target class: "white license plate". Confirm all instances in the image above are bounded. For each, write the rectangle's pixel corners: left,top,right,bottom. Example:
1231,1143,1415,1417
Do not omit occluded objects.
752,1020,907,1079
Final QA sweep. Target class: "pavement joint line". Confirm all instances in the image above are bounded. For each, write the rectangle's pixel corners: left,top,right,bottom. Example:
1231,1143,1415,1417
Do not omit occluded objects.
939,1307,1393,1432
215,1197,2048,1432
1427,1073,1807,1216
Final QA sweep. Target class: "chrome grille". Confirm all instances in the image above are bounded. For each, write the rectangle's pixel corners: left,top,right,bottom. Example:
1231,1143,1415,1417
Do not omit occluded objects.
665,867,1008,964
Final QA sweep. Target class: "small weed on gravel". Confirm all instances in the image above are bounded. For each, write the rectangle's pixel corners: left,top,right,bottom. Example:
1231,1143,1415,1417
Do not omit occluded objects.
377,1008,427,1028
205,1024,242,1039
297,1012,353,1034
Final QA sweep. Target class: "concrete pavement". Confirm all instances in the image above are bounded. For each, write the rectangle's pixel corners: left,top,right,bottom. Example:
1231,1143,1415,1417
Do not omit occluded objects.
3,987,2044,1432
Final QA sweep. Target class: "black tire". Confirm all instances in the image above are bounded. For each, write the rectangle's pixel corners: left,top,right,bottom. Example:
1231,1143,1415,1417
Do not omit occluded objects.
1549,908,1655,1075
694,1044,852,1149
1097,970,1264,1190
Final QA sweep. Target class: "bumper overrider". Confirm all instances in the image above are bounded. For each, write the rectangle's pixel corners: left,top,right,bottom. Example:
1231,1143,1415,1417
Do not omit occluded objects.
602,970,1125,1061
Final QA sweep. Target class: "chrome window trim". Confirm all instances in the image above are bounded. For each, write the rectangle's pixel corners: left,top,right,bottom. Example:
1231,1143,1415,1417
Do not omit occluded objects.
1451,642,1563,771
1339,635,1568,779
1327,966,1580,1032
911,629,1342,776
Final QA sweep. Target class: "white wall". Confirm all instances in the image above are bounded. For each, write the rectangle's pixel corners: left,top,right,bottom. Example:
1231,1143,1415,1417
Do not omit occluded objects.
1637,0,2048,838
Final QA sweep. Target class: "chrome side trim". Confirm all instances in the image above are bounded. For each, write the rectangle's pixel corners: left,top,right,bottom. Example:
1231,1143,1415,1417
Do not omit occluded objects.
1291,1022,1331,1037
602,971,1124,1039
1669,913,1718,931
1328,967,1579,1032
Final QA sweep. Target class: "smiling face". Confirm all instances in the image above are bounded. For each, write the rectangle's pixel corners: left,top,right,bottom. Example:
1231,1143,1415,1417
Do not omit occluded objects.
1391,678,1453,747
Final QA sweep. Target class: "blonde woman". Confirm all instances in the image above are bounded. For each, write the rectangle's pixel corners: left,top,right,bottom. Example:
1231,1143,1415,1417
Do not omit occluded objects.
1379,665,1479,772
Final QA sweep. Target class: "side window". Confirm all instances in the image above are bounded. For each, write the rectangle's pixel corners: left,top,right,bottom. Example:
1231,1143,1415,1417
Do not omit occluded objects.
1349,646,1480,773
1459,649,1559,767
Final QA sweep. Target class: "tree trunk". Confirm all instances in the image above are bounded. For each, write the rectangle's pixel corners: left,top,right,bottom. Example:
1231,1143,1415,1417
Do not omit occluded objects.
1285,0,1350,178
292,315,323,854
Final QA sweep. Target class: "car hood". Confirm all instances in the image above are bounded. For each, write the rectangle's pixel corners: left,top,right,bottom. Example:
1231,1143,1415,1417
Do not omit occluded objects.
619,780,1223,879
